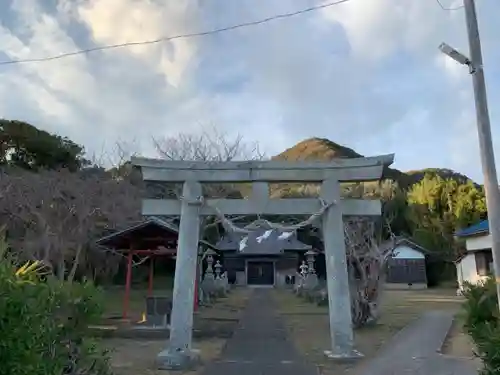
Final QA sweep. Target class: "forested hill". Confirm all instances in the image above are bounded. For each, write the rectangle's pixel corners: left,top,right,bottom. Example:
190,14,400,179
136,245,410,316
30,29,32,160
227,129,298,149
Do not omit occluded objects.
273,137,475,188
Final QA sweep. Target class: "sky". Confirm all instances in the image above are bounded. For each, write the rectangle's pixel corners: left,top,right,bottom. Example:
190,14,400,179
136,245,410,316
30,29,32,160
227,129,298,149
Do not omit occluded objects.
0,0,499,182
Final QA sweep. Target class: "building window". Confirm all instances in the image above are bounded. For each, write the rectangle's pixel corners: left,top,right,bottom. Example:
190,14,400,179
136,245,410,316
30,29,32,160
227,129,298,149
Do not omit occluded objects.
475,251,494,276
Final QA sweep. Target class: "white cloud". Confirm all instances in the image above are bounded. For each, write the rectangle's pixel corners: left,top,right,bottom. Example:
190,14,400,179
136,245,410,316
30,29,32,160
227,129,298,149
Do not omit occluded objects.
0,0,498,182
320,0,463,60
77,0,200,87
435,53,466,83
7,0,97,97
321,0,405,61
447,104,481,173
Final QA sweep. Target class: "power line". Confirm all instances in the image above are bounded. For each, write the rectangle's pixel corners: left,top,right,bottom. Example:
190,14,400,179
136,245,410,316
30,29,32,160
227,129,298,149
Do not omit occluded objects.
0,0,352,66
435,0,464,10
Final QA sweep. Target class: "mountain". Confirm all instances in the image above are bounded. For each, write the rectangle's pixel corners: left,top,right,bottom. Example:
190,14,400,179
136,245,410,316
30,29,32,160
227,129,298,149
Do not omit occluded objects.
276,138,363,160
273,137,475,188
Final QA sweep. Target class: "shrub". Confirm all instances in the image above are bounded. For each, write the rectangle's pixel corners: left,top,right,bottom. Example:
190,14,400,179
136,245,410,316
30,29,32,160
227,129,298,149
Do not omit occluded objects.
0,232,112,375
462,277,500,375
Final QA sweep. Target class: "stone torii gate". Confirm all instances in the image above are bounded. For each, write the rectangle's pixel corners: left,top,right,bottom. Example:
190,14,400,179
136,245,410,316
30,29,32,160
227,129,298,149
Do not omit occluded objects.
132,154,394,369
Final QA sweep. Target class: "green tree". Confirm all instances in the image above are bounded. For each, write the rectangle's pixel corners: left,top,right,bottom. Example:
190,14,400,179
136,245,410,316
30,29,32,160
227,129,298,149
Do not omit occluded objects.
406,173,486,260
364,180,411,238
0,119,89,171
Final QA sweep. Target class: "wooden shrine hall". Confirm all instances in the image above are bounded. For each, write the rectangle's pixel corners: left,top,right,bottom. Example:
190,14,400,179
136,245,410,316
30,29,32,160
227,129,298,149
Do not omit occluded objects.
96,216,218,320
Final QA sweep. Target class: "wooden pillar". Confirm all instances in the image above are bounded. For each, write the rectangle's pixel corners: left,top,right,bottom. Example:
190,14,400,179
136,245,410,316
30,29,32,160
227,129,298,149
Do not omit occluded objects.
321,178,360,359
148,257,154,297
123,250,133,320
157,180,202,370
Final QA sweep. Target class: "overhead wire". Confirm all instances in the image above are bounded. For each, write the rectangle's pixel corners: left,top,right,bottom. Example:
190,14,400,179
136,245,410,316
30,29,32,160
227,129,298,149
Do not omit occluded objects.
0,0,473,67
0,0,352,66
435,0,465,11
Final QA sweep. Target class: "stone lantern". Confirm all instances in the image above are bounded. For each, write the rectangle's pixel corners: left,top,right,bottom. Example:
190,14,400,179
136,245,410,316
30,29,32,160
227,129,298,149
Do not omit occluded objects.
214,260,222,279
299,260,309,277
305,249,317,275
304,249,318,289
201,249,217,301
205,249,217,279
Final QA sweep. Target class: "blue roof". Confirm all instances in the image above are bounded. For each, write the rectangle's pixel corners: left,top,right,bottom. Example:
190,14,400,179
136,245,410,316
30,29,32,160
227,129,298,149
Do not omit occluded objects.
455,220,489,238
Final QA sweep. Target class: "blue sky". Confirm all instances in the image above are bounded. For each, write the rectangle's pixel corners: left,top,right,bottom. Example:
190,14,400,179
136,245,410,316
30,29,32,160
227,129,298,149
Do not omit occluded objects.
0,0,499,182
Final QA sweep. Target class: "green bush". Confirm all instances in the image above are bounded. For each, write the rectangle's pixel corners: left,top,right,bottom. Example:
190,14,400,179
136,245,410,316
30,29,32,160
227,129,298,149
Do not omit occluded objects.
462,277,500,375
0,234,112,375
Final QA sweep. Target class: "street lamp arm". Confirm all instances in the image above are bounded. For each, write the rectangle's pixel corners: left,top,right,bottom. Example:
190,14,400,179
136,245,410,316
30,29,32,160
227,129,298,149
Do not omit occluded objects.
439,42,472,66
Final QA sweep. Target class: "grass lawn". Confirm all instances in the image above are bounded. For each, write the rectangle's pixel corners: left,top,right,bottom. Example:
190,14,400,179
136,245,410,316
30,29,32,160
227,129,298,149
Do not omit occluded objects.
103,338,226,375
273,288,466,375
441,314,477,359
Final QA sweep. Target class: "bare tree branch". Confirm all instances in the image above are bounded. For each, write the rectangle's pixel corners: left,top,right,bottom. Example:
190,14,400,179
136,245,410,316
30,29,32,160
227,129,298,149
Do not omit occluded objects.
152,125,264,162
344,217,393,327
0,167,141,281
151,127,265,238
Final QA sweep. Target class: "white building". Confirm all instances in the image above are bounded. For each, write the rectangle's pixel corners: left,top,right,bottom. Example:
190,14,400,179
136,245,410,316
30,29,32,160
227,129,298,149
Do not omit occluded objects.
455,219,493,292
385,237,428,289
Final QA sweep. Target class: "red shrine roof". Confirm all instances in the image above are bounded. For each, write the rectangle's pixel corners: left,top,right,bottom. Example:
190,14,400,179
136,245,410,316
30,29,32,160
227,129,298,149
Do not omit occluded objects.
96,216,218,252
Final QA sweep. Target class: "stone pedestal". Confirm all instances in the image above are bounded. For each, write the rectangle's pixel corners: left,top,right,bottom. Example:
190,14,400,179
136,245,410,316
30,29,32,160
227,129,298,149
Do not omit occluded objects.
157,348,201,370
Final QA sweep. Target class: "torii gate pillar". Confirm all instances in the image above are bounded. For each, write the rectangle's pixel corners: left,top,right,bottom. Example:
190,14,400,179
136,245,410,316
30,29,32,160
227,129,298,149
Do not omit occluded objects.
157,180,202,370
321,178,360,359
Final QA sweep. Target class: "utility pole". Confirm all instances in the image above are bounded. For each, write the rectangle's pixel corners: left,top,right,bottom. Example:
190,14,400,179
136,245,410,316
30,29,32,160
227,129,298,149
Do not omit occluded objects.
463,0,500,306
440,0,500,308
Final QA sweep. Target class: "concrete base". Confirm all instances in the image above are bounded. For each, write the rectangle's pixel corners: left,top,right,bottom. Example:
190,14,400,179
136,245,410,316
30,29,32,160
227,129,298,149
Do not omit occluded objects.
324,349,364,362
156,348,201,371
